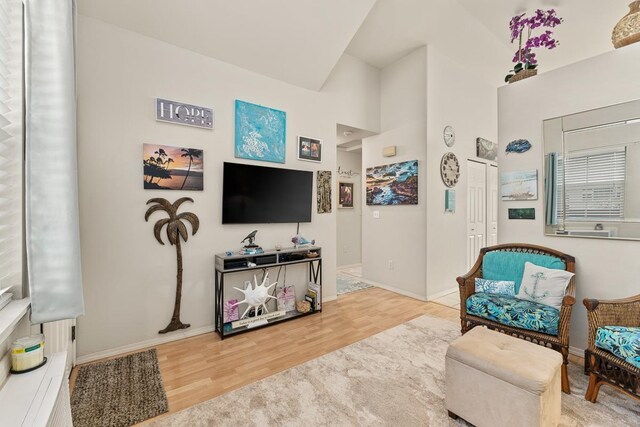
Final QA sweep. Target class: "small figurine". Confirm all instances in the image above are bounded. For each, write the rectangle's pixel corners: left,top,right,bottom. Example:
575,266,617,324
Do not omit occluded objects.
292,234,315,247
241,230,259,248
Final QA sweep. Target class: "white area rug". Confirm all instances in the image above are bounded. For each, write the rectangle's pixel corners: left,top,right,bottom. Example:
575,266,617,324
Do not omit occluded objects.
151,316,640,426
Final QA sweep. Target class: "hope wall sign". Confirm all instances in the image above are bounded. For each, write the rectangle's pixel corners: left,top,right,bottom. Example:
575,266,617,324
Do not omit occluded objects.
156,98,214,129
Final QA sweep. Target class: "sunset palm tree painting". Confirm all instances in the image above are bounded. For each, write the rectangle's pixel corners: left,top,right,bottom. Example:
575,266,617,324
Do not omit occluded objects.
179,148,202,190
145,197,200,334
143,144,203,190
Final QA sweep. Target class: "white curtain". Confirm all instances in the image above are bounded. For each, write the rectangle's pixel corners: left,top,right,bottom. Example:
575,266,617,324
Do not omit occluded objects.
25,0,84,323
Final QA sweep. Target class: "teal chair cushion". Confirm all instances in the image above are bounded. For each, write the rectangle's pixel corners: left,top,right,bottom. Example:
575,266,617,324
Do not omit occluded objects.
482,251,566,293
466,292,560,336
595,326,640,369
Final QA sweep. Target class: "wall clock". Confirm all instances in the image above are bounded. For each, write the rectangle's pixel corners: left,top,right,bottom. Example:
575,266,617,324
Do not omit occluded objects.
440,152,460,187
443,125,455,147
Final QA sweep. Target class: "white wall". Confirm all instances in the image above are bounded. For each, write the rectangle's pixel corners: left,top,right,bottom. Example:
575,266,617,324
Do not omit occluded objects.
360,45,498,301
425,46,498,298
362,47,427,300
498,43,640,352
336,150,362,266
321,53,381,135
76,16,380,359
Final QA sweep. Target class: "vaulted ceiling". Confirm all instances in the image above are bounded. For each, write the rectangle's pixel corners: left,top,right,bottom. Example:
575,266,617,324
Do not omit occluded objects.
77,0,376,90
79,0,632,89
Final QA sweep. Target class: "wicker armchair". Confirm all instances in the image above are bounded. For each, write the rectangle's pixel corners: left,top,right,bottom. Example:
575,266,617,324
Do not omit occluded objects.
583,296,640,403
457,243,576,394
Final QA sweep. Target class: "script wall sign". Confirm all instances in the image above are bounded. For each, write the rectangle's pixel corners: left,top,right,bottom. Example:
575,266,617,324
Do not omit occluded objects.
337,166,360,179
156,98,214,129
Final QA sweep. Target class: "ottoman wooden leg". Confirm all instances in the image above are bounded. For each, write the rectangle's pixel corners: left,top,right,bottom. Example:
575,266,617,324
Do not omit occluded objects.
561,348,571,394
447,410,459,420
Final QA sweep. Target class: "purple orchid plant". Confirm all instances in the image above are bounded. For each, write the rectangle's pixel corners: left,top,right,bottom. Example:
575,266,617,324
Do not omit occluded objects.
505,9,563,82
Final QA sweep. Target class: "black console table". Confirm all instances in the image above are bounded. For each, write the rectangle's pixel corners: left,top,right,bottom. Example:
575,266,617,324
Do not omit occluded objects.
214,246,322,339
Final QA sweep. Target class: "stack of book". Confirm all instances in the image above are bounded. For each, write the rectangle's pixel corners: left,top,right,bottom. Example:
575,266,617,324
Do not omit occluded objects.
304,282,321,311
0,287,13,311
239,247,264,255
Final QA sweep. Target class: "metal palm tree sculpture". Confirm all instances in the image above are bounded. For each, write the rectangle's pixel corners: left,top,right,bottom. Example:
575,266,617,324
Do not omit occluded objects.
145,197,200,334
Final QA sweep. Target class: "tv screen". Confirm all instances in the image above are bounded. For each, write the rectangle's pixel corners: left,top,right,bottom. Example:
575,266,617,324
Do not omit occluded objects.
222,162,313,224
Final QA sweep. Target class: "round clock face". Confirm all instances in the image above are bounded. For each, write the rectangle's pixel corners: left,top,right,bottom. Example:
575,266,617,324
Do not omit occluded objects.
440,152,460,187
443,125,455,147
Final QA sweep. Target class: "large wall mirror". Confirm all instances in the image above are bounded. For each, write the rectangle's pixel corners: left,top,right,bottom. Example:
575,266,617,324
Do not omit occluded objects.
543,99,640,240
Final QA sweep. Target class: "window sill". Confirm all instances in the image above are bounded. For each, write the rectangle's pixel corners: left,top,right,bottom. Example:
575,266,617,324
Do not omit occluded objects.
0,298,31,345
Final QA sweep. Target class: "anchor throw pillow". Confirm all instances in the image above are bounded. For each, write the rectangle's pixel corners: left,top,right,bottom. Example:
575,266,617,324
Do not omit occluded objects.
516,262,574,310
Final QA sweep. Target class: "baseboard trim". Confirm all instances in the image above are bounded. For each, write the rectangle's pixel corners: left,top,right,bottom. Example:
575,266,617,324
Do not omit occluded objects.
336,263,362,269
569,345,585,358
365,281,427,302
323,294,337,302
76,325,215,365
427,287,458,301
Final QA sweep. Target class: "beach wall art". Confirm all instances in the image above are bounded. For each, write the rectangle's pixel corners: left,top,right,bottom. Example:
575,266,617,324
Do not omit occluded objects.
501,170,538,201
143,144,203,191
235,100,286,163
366,160,418,205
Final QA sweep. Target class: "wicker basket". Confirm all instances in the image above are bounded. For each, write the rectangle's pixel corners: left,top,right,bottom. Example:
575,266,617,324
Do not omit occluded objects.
508,68,538,84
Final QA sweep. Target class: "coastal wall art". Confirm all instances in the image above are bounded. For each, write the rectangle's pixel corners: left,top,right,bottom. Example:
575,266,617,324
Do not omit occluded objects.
366,160,418,205
500,170,538,201
143,144,203,191
234,100,286,163
317,171,332,213
505,139,532,154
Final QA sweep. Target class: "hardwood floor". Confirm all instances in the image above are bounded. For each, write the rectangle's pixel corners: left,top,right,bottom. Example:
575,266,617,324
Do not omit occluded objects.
157,287,458,415
71,286,587,425
71,287,459,423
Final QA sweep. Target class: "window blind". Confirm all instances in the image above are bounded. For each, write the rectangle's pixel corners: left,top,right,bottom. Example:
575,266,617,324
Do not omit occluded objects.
558,148,626,220
0,0,23,295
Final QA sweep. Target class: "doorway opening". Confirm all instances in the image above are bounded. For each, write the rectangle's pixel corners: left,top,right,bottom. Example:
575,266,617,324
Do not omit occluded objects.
335,123,374,296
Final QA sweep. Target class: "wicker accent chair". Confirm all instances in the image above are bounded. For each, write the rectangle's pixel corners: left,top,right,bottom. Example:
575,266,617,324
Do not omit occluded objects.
583,296,640,403
457,243,576,394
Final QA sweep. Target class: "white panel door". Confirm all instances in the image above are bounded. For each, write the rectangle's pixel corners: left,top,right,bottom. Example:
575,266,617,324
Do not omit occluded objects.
467,161,487,269
487,164,499,246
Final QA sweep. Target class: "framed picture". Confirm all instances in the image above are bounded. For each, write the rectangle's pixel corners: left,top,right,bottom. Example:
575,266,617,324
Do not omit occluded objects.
234,100,286,164
366,160,418,205
143,144,203,191
297,136,322,162
500,170,538,201
508,208,536,220
476,137,497,161
339,182,354,208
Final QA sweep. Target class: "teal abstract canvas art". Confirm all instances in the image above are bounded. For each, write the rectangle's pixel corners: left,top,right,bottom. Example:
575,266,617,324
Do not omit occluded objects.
234,100,286,163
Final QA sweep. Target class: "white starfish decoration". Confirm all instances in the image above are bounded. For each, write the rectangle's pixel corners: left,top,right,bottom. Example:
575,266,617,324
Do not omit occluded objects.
232,272,277,319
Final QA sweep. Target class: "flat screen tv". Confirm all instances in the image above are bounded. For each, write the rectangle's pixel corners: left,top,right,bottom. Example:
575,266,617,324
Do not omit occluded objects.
222,162,313,224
